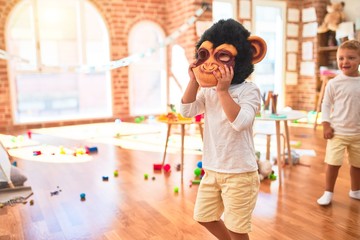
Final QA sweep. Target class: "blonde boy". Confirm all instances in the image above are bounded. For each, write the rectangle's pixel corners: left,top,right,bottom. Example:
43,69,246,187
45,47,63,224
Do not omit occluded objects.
317,40,360,205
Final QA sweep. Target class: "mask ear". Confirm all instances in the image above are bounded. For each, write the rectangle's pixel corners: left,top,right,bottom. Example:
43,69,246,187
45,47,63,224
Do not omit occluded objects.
248,36,267,64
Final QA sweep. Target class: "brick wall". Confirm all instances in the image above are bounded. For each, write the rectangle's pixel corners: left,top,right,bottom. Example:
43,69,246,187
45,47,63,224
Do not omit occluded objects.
0,0,328,132
292,0,330,111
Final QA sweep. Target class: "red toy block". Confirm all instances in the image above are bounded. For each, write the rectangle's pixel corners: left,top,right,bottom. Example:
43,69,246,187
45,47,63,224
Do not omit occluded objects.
153,164,162,171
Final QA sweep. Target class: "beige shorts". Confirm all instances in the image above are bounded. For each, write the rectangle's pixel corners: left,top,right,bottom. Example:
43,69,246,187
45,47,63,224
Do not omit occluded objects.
325,134,360,168
193,170,259,234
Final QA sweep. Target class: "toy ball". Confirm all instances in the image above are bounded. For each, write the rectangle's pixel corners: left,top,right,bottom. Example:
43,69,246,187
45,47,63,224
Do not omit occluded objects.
135,117,142,123
163,164,171,172
114,170,119,177
194,168,202,176
144,173,149,180
174,186,179,193
197,161,202,168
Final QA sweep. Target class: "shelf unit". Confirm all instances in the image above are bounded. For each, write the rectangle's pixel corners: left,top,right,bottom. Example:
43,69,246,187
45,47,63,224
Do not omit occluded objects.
314,32,338,130
317,32,338,62
316,32,338,90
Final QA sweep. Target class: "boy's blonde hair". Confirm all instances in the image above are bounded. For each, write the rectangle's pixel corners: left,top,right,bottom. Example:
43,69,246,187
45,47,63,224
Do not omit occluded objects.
338,40,360,55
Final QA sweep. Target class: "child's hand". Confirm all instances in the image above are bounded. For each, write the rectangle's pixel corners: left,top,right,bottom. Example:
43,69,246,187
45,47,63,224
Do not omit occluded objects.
323,124,334,139
188,62,197,81
214,65,233,92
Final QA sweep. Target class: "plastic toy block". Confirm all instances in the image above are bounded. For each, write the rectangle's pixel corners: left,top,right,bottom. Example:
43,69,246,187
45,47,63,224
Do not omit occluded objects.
192,179,201,184
153,164,162,170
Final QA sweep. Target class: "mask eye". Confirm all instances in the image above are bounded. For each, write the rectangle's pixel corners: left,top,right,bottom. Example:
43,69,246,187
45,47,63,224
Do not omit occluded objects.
215,50,233,63
197,48,209,60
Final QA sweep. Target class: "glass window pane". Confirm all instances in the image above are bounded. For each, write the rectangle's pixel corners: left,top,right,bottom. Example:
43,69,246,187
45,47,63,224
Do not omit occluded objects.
213,0,235,22
84,3,110,65
7,2,36,70
128,21,167,116
37,0,78,67
7,0,112,123
253,1,286,109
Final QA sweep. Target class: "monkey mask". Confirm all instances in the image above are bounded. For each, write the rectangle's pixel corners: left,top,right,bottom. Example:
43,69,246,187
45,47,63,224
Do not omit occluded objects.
192,19,267,87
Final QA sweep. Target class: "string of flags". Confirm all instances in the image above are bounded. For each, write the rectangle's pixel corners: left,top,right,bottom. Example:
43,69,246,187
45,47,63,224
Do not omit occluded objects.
0,3,210,73
0,49,30,64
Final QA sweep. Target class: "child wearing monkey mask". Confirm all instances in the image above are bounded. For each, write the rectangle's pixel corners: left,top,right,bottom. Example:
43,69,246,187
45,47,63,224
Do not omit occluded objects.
180,19,266,240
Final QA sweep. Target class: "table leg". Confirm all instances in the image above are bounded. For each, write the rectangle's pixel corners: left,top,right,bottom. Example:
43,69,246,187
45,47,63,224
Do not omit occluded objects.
198,123,204,140
180,124,185,183
275,121,282,184
284,121,292,167
161,124,172,166
266,134,271,160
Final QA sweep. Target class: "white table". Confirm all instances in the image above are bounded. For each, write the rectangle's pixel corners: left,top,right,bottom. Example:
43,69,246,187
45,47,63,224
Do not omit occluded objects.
255,110,307,184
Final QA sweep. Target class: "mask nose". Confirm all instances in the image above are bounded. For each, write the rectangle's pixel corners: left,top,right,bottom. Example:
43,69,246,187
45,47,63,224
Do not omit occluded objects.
200,60,219,73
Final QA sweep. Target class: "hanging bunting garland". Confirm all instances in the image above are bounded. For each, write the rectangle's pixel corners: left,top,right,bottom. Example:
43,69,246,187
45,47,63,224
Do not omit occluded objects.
0,3,210,73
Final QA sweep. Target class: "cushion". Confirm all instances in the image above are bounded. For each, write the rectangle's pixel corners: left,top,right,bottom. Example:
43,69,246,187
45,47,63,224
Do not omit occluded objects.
0,166,28,189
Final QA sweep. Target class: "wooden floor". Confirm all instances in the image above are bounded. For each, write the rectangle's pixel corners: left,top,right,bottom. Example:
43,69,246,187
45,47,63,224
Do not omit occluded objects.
0,123,359,240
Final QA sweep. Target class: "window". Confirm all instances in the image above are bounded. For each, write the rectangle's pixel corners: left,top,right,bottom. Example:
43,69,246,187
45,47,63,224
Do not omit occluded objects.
128,21,167,116
252,0,286,109
213,0,236,22
6,0,112,123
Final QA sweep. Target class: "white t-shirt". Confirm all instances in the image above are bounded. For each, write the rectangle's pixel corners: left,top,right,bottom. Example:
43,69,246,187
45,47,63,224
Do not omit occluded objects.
180,81,261,173
321,72,360,135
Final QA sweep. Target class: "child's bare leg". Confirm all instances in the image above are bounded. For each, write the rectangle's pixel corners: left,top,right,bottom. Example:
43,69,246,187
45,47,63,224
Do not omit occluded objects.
349,166,360,200
229,231,250,240
325,164,340,192
199,220,231,240
350,166,360,190
317,164,340,205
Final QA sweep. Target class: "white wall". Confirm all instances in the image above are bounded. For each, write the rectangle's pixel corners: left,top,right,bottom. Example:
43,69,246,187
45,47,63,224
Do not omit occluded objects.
332,0,360,28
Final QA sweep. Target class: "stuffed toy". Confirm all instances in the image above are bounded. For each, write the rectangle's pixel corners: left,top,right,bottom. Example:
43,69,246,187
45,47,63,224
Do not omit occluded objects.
191,19,267,87
258,160,273,181
255,151,273,180
317,1,346,33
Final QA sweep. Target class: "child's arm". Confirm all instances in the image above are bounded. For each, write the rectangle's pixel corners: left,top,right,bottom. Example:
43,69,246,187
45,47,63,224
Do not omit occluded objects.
182,62,200,104
215,65,240,122
321,82,334,139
